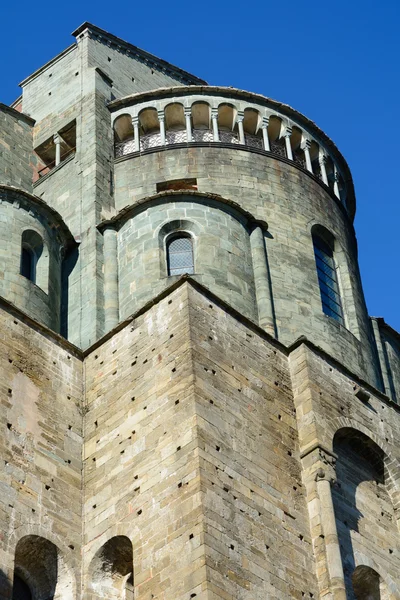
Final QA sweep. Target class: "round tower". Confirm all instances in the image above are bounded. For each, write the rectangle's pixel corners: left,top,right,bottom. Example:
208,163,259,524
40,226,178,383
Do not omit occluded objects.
104,86,379,386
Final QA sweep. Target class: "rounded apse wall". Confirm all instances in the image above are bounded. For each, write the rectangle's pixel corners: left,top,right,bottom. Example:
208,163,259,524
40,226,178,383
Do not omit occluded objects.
0,187,74,331
116,196,258,323
112,145,380,387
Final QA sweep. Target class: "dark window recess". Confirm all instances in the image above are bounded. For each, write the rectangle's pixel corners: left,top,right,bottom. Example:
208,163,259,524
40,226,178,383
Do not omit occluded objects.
34,120,77,179
157,179,197,192
167,235,194,276
313,235,344,325
20,247,35,282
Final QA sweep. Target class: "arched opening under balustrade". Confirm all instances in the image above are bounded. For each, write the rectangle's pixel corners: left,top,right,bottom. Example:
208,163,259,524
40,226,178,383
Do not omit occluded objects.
114,114,135,157
138,107,160,150
88,535,134,599
267,115,285,157
191,102,212,142
243,108,263,149
310,141,321,178
290,126,306,168
217,103,238,143
165,103,186,144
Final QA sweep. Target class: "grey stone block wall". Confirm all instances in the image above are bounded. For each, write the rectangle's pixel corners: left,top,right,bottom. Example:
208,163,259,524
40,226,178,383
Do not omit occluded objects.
114,147,380,387
117,198,257,322
0,106,35,192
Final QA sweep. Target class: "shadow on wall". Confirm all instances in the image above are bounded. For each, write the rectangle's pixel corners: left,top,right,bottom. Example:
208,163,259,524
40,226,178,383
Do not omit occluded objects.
332,428,397,599
60,247,79,339
0,569,12,600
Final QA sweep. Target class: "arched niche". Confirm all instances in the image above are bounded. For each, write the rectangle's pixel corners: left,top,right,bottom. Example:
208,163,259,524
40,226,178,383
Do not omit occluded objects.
267,115,285,156
88,535,134,599
138,108,159,135
332,428,399,598
243,108,262,148
20,229,49,294
191,102,211,130
217,103,237,131
113,114,134,143
352,565,394,600
12,535,74,600
165,103,185,131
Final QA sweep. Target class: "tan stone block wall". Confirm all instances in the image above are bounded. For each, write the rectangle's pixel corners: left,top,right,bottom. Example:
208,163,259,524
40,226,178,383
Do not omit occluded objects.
82,282,318,599
0,304,83,599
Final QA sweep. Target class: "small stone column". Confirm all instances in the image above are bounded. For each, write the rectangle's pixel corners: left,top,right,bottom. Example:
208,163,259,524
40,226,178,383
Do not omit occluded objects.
53,134,62,166
158,111,166,145
315,465,347,600
302,445,347,600
103,227,119,332
283,126,293,160
185,107,192,142
250,224,276,336
319,153,329,186
211,108,219,142
237,112,245,144
333,166,341,199
301,139,313,173
371,318,393,400
261,117,270,151
132,117,140,152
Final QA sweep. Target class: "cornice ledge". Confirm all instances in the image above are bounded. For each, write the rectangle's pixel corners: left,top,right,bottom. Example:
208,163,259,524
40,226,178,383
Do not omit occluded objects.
0,295,82,359
97,190,268,232
72,22,207,85
288,335,399,412
0,103,35,125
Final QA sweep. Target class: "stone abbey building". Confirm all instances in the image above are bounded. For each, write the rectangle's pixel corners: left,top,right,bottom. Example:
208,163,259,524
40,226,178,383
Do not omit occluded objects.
0,22,399,600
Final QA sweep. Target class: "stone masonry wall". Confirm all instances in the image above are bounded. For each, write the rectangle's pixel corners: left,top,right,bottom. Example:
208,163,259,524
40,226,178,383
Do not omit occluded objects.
0,303,83,600
82,281,317,599
114,147,379,387
289,341,400,598
117,198,257,323
0,107,34,192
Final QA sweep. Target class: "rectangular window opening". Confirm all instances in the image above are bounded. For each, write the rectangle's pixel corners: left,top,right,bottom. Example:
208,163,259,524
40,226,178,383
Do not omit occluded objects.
157,178,197,193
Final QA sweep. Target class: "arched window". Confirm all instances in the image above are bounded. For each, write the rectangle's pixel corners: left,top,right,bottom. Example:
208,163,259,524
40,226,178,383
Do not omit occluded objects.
167,234,194,276
20,246,36,282
20,230,49,292
312,230,344,324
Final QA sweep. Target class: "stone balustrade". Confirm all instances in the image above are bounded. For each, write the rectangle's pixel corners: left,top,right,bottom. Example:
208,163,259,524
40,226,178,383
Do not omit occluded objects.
111,90,347,208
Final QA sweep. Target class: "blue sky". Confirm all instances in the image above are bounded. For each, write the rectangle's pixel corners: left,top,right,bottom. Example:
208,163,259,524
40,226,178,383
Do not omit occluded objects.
2,0,399,330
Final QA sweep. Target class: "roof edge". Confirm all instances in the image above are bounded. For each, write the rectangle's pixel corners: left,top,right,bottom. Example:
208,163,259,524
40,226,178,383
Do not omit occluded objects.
97,190,268,232
0,103,35,125
72,22,207,86
19,44,77,88
0,185,77,249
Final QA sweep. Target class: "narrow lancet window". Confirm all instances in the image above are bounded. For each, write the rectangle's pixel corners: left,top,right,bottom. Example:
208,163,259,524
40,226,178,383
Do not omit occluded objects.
167,235,194,276
20,246,36,282
313,234,344,324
